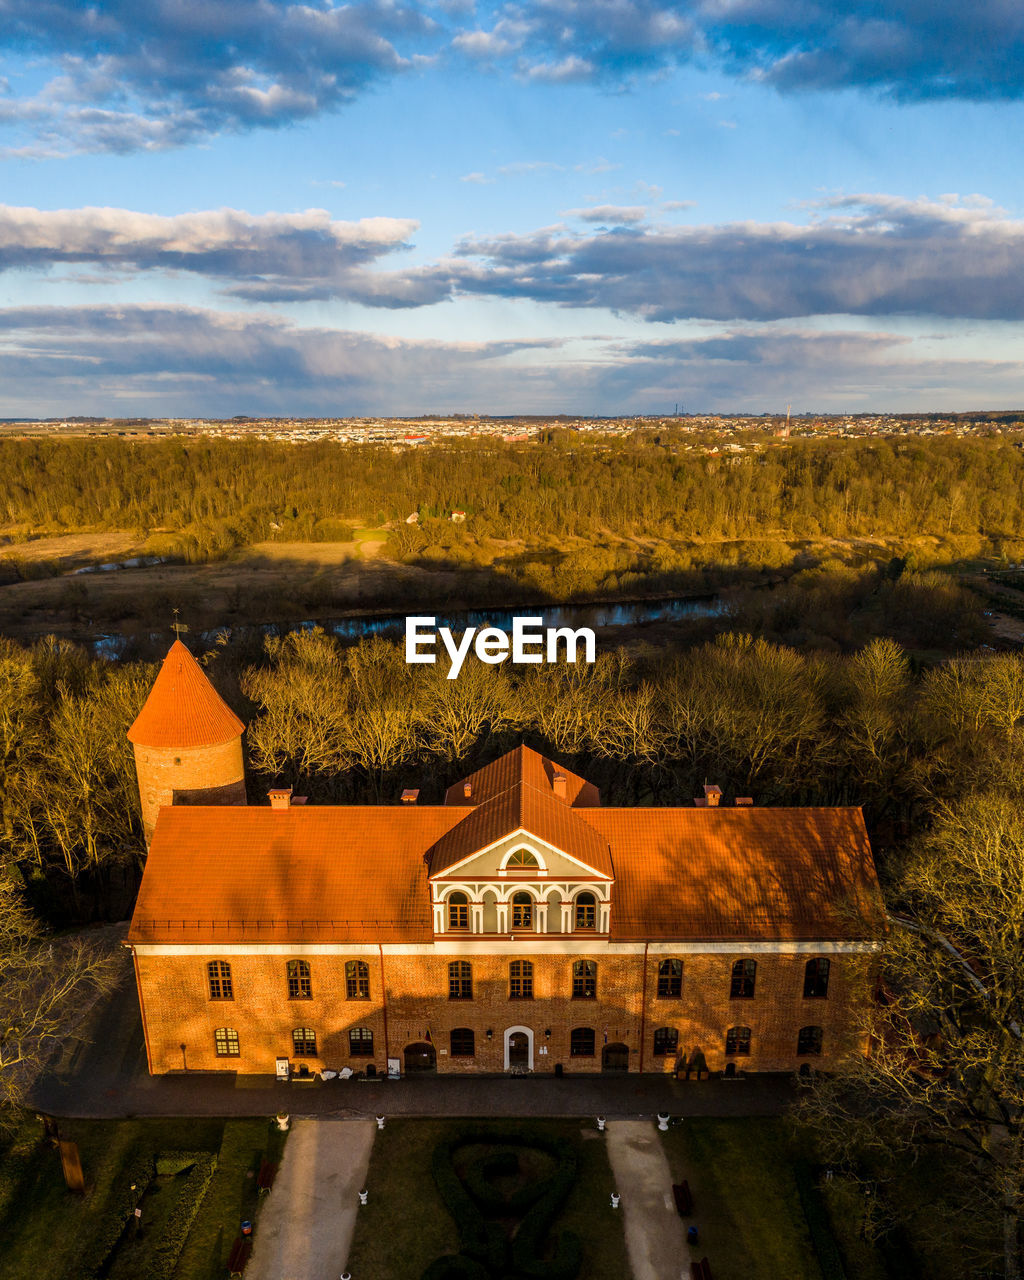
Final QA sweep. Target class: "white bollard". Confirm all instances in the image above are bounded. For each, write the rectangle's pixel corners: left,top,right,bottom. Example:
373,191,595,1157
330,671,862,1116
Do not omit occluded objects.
596,1116,606,1131
376,1115,385,1131
610,1193,620,1209
657,1114,670,1131
358,1190,368,1206
275,1113,290,1131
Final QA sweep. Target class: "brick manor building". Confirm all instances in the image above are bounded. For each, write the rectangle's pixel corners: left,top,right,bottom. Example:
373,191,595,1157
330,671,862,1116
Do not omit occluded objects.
126,641,886,1078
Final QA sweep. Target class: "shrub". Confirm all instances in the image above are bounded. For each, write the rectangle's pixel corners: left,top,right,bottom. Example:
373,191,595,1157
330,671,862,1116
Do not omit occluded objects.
146,1152,217,1280
68,1150,155,1280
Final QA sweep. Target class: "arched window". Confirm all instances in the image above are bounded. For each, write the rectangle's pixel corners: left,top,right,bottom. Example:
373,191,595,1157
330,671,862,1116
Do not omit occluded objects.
653,1027,679,1057
287,959,311,999
509,959,534,999
730,958,757,999
349,1028,374,1056
570,1027,596,1057
448,892,469,930
797,1026,823,1056
657,959,683,998
448,960,473,1000
725,1026,751,1056
572,959,597,999
507,848,539,869
208,960,233,1000
214,1027,239,1057
574,892,596,930
804,957,830,999
292,1027,317,1056
511,892,533,929
450,1028,475,1057
345,960,370,1000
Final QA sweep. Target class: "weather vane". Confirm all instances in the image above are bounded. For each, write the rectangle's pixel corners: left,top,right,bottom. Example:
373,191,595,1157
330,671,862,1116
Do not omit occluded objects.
171,607,189,638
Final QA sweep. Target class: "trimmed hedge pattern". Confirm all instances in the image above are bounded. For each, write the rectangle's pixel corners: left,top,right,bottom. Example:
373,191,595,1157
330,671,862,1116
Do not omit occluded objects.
146,1152,217,1280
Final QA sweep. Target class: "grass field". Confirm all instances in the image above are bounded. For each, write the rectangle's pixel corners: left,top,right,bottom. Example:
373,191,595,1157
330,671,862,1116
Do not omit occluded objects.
346,1118,629,1280
0,1114,285,1280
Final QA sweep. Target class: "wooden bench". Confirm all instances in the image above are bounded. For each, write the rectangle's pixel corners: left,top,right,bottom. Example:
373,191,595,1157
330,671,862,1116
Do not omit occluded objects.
227,1236,252,1276
690,1258,713,1280
672,1180,694,1216
256,1159,278,1194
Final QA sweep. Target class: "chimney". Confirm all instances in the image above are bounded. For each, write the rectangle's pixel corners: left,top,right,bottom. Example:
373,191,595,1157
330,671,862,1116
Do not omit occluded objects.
703,784,722,808
401,789,420,804
735,797,753,806
463,782,472,799
292,795,308,806
553,773,567,800
268,787,292,810
693,797,707,807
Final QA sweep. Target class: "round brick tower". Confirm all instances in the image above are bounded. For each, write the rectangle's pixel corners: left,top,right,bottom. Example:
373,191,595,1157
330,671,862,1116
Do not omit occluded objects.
128,639,246,846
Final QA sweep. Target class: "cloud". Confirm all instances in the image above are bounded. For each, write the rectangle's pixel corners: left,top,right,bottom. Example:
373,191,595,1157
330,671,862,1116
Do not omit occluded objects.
561,205,648,224
447,194,1024,322
2,304,1022,415
459,171,493,184
0,204,456,306
661,200,696,211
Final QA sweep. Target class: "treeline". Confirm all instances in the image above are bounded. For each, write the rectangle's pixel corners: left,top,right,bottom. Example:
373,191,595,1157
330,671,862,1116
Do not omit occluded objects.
5,434,1024,556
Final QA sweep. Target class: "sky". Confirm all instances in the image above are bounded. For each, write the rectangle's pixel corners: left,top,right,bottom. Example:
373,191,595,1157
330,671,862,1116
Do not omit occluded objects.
2,1,1024,417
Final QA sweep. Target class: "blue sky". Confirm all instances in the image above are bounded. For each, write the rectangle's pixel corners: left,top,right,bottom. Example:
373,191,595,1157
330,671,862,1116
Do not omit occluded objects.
2,1,1024,416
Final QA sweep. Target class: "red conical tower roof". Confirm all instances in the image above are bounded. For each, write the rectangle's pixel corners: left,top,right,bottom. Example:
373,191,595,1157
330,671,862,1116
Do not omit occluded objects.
128,640,244,749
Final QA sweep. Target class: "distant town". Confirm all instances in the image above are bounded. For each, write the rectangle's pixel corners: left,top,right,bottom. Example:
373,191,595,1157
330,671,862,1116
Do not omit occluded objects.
1,409,1023,445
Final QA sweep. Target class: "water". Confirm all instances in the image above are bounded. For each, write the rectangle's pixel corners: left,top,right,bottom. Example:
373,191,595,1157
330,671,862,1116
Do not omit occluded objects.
72,555,168,575
92,594,727,659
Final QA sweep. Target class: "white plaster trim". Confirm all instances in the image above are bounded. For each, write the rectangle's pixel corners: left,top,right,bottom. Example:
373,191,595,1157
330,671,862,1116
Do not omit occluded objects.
504,1025,534,1071
433,827,610,882
130,938,882,958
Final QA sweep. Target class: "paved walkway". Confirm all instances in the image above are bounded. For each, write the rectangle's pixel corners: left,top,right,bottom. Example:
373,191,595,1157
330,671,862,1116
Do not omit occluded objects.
607,1120,691,1280
248,1119,375,1280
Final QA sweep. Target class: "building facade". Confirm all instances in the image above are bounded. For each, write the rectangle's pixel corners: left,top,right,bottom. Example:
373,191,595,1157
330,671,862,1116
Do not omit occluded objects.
126,642,886,1078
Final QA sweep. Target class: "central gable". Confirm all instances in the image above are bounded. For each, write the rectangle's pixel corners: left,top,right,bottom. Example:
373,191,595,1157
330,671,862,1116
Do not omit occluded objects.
431,827,612,882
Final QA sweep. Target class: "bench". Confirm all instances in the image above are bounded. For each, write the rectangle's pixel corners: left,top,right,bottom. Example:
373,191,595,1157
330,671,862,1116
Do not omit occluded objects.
256,1159,278,1194
227,1236,252,1276
690,1258,713,1280
672,1181,694,1216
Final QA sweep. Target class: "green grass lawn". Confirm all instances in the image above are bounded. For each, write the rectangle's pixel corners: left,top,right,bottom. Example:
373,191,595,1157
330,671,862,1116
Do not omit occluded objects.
354,526,390,542
0,1114,285,1280
347,1119,629,1280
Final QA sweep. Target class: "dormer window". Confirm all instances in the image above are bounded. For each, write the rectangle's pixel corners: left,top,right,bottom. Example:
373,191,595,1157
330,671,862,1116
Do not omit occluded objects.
448,892,469,930
507,849,539,870
574,893,596,930
511,892,533,929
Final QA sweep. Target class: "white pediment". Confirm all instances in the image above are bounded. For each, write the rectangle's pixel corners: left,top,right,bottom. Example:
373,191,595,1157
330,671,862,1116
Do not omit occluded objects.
433,828,610,882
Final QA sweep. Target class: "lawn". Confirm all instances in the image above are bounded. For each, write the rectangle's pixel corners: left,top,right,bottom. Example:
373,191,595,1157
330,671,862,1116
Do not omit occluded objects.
0,1114,285,1280
347,1118,629,1280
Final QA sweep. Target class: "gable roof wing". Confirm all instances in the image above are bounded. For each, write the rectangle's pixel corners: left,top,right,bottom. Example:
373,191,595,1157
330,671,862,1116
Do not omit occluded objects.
446,744,599,807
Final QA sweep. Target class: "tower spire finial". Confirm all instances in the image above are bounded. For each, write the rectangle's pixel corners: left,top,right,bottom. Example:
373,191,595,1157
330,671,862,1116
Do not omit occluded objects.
171,607,189,639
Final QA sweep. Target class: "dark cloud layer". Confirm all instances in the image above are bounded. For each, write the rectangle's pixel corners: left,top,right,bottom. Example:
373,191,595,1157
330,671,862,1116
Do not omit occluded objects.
1,303,1021,415
0,2,1021,152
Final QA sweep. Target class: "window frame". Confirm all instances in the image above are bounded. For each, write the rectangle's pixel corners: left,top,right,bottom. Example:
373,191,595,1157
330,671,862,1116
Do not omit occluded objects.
730,958,757,999
292,1027,317,1057
509,958,534,999
725,1026,751,1056
574,892,596,930
345,959,370,1000
657,958,683,998
511,892,533,930
348,1027,374,1057
571,959,597,999
207,960,233,1001
797,1025,823,1056
652,1026,679,1057
570,1027,596,1057
803,957,831,999
287,958,312,1000
450,1027,475,1057
214,1027,239,1057
448,960,473,1000
447,892,469,931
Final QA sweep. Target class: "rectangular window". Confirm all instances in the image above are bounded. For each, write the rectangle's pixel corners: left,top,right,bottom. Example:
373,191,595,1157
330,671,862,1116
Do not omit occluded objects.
725,1027,751,1056
292,1028,317,1056
570,1028,595,1057
653,1027,679,1057
208,960,233,1000
572,961,596,999
509,960,533,999
450,1028,475,1057
449,961,473,1000
346,961,370,1000
657,960,682,998
349,1028,374,1056
287,959,312,999
215,1028,240,1057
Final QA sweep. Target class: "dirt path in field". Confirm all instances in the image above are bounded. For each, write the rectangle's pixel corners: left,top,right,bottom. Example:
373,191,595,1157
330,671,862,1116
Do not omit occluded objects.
248,1118,375,1280
606,1119,692,1280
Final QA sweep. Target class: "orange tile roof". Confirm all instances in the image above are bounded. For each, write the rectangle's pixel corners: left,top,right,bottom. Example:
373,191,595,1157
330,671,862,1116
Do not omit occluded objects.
128,805,465,944
127,640,244,749
445,744,599,807
587,807,885,942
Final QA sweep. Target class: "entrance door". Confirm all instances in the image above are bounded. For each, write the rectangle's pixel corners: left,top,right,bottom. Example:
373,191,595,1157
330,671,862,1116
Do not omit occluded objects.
508,1032,530,1069
404,1041,436,1073
602,1042,629,1072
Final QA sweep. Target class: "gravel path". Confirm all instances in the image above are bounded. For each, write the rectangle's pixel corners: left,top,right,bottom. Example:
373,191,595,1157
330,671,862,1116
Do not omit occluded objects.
606,1119,692,1280
248,1118,375,1280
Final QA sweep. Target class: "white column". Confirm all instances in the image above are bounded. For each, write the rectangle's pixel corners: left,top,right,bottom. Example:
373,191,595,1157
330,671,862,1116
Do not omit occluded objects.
496,902,509,933
599,901,611,933
535,900,548,934
433,901,445,933
471,903,484,934
561,901,574,933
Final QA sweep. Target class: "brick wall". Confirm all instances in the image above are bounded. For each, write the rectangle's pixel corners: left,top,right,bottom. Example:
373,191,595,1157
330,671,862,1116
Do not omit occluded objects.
135,947,874,1076
133,738,245,843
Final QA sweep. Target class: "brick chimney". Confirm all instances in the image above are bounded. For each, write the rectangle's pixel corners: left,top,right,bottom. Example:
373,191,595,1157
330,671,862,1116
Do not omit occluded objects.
553,773,567,800
401,789,420,804
735,797,753,806
703,784,723,808
463,782,472,799
268,787,292,810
